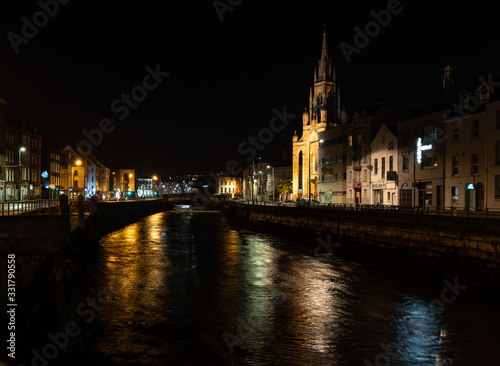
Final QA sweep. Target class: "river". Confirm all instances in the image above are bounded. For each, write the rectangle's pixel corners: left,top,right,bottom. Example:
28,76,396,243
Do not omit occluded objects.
77,211,500,365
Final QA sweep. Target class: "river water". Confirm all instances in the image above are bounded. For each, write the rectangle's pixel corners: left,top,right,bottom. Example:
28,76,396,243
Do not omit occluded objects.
78,211,499,365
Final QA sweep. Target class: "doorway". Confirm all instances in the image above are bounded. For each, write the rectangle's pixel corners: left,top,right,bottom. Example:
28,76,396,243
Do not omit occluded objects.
465,183,474,209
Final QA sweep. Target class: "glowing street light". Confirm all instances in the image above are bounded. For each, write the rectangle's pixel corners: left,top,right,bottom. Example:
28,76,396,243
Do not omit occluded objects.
18,147,26,200
267,165,275,202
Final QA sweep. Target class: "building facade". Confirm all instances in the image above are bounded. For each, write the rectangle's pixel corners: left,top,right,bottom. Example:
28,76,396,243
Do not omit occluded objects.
443,87,500,210
370,124,398,205
317,124,346,204
292,30,344,200
397,111,446,208
217,175,242,198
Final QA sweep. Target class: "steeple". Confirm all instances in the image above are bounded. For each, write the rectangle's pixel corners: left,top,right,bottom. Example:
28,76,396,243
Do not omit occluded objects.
317,26,332,82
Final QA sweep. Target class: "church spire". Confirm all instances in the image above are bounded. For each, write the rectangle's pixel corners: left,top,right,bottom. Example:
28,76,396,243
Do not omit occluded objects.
318,26,331,82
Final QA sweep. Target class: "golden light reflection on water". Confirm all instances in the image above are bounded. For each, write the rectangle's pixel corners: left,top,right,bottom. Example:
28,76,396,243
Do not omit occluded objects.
85,212,497,365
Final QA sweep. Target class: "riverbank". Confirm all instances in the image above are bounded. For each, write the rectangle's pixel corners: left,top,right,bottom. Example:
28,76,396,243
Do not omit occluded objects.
223,203,500,294
0,196,187,365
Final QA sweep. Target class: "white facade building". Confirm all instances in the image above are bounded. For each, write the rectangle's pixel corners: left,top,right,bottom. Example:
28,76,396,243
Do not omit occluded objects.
370,124,398,205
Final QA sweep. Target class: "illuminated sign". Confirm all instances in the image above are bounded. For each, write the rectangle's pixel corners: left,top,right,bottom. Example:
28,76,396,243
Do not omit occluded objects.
467,183,474,190
416,138,432,164
41,171,49,178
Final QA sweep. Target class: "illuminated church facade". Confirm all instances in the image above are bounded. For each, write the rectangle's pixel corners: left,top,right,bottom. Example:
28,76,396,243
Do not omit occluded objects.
292,30,345,199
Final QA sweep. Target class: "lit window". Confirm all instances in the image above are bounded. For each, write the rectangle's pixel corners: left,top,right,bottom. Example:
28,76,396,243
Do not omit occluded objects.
452,186,459,203
472,120,479,139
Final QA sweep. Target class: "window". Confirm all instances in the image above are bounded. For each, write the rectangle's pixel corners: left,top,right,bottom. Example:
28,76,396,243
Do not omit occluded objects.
32,140,37,148
472,119,479,139
471,154,479,175
220,187,223,193
403,156,409,172
363,169,367,182
496,176,500,199
31,170,37,182
363,189,367,199
389,156,393,172
423,125,437,142
452,186,459,203
348,136,352,147
32,154,36,164
348,153,352,166
496,141,500,165
348,171,352,183
349,190,352,199
381,157,386,179
363,150,367,163
422,152,437,168
453,125,459,142
452,156,459,176
387,192,391,202
374,159,378,174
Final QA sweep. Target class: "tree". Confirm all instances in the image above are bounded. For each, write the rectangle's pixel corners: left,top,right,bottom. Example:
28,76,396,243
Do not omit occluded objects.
275,177,292,199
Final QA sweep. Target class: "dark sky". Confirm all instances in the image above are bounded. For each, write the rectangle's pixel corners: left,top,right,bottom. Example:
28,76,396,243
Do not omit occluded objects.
1,0,499,178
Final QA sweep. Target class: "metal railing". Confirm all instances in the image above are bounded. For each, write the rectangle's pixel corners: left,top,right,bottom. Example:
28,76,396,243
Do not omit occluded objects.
0,199,60,216
235,200,500,219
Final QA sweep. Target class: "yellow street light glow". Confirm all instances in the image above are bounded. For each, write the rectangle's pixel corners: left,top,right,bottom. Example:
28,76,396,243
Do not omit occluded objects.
19,147,26,152
129,173,133,178
153,176,158,180
76,160,82,166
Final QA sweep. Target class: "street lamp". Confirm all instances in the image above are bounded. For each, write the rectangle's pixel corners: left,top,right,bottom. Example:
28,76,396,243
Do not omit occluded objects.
18,147,25,200
308,139,323,203
267,165,275,203
251,157,262,204
153,176,158,197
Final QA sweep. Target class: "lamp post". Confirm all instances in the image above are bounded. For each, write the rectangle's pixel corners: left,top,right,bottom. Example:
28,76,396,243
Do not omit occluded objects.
251,157,262,204
308,139,323,204
18,147,25,200
73,159,82,200
153,176,158,197
267,165,275,203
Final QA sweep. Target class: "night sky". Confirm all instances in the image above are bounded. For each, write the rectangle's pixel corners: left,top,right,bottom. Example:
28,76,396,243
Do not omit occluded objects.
1,0,499,178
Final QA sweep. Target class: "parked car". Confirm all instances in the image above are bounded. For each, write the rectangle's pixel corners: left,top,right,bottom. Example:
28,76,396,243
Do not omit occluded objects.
300,198,321,206
281,200,296,207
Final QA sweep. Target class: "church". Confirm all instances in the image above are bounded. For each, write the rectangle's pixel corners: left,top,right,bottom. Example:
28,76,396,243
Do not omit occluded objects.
292,30,345,200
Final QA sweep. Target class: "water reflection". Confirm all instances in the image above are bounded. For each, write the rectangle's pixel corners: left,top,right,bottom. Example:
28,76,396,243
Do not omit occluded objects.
79,211,500,365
